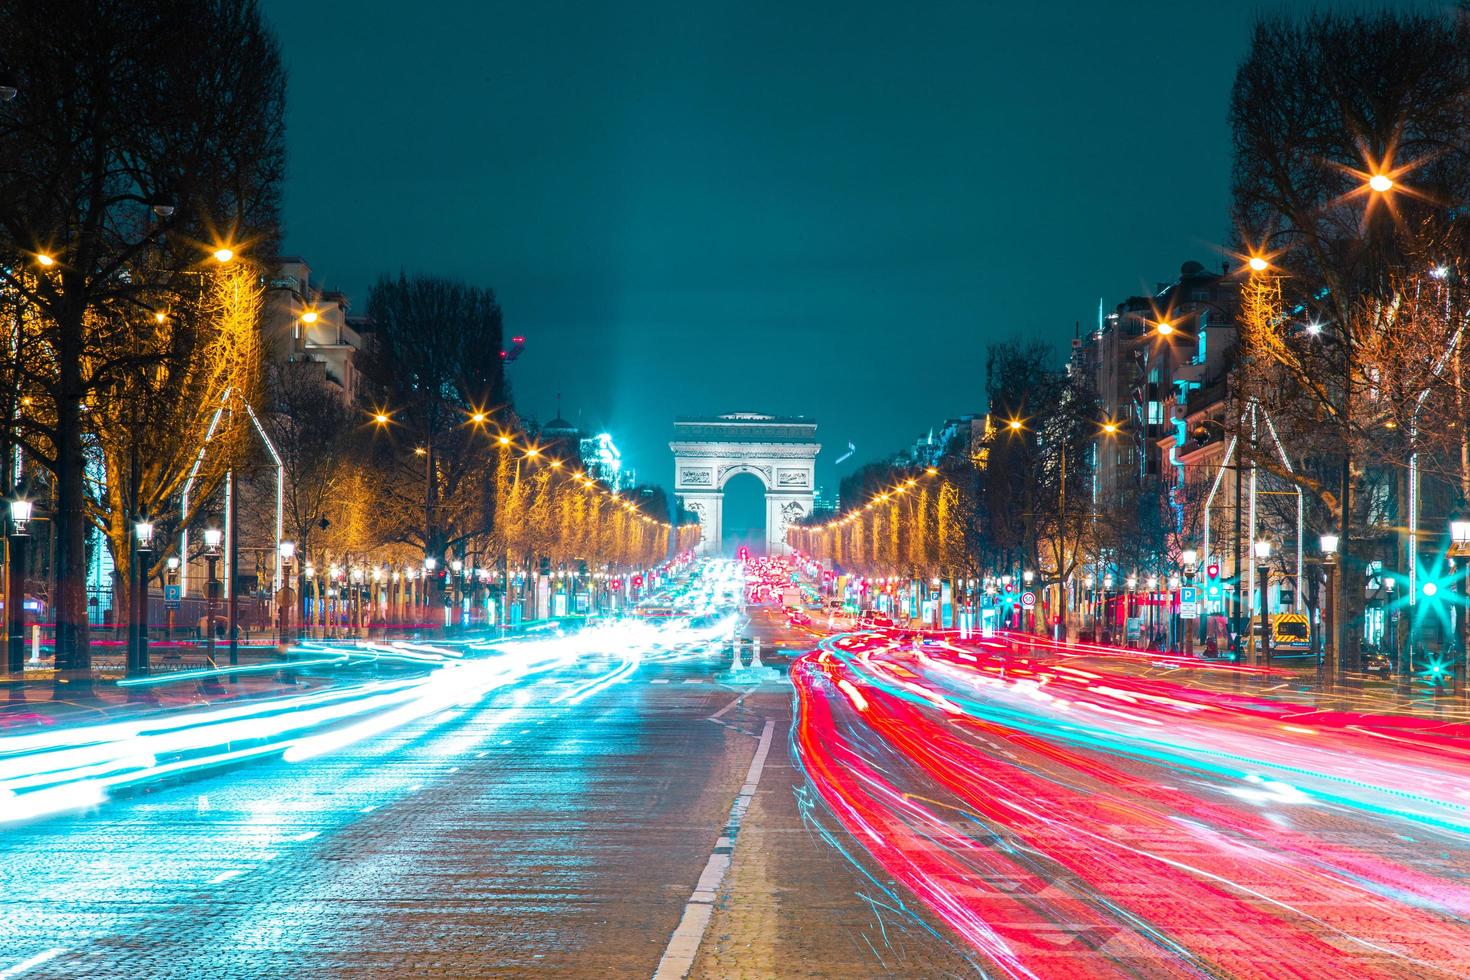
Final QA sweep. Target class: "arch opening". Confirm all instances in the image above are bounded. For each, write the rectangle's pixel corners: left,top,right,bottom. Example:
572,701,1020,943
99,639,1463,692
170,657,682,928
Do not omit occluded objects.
720,473,767,556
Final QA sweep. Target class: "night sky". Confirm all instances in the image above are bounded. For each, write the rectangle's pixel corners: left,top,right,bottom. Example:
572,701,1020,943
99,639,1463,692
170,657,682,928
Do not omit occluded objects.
261,0,1345,510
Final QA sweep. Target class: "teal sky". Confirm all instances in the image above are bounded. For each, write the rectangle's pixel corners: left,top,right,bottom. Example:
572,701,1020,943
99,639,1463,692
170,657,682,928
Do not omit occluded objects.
261,0,1360,502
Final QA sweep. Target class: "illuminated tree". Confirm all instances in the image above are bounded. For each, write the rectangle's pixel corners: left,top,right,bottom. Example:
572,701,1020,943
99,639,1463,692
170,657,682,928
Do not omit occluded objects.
0,0,285,681
92,261,265,629
1230,8,1470,664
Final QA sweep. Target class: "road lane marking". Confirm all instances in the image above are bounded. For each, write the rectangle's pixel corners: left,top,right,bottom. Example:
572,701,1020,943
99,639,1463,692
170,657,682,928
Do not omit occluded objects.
208,870,246,885
0,949,66,978
654,717,776,980
651,679,670,684
708,684,760,721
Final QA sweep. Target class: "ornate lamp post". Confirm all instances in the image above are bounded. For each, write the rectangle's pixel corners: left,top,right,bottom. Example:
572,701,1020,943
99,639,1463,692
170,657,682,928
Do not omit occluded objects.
1254,539,1273,667
128,519,155,678
203,528,223,665
1181,548,1198,656
165,557,180,642
1449,519,1470,696
7,499,32,682
278,540,297,647
1320,534,1339,682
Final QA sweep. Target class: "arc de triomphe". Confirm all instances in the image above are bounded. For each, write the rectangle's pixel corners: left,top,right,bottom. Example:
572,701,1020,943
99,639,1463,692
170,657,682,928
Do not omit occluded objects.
670,414,820,556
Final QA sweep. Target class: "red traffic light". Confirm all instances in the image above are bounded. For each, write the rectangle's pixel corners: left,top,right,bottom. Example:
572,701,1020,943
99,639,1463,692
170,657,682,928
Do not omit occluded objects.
611,579,622,590
1206,563,1220,578
632,575,643,587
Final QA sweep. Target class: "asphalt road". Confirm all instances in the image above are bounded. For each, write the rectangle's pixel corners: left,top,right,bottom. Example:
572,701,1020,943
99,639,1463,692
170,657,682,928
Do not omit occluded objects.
0,612,971,979
9,598,1469,979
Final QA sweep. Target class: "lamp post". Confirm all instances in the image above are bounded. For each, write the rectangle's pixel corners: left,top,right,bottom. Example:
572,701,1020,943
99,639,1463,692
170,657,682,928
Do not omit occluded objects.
278,541,296,648
1449,519,1470,696
351,567,365,638
1254,539,1272,668
303,563,316,638
128,519,154,679
7,499,32,683
203,528,223,665
1321,534,1339,682
165,556,180,642
1181,548,1198,657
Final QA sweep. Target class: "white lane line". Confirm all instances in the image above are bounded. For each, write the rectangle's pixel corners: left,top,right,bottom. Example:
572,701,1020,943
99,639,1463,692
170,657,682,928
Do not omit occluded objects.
681,678,704,685
707,684,760,722
208,869,246,885
0,948,66,978
651,678,670,684
654,718,776,980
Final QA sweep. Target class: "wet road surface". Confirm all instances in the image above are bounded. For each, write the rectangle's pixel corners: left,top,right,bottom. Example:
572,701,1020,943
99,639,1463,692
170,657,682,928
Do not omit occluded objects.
0,616,971,978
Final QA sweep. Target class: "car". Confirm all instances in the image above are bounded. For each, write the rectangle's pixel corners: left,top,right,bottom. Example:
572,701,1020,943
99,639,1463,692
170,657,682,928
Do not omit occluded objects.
858,610,896,629
1362,651,1394,677
787,609,812,626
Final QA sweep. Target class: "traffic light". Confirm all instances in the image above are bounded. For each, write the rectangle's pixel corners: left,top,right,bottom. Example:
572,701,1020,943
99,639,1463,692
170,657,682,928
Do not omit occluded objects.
1205,562,1222,600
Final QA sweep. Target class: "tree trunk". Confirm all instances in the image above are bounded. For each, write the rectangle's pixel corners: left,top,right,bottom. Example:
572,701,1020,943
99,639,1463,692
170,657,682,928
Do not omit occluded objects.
52,307,92,697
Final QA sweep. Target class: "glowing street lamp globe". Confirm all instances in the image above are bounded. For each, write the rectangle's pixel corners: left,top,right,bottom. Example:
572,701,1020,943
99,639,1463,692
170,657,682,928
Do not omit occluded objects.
1451,521,1470,547
1368,173,1394,193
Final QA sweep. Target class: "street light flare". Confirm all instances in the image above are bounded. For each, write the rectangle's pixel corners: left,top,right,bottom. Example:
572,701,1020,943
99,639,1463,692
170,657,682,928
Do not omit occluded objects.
1368,173,1394,193
1248,255,1269,272
35,252,55,267
212,246,235,263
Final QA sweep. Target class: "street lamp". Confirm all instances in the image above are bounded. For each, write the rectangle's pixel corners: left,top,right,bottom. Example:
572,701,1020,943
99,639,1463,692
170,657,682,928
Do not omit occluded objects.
1368,173,1394,193
1254,540,1272,667
129,519,155,679
203,528,223,665
165,556,181,642
1449,520,1470,695
279,540,300,645
6,499,32,681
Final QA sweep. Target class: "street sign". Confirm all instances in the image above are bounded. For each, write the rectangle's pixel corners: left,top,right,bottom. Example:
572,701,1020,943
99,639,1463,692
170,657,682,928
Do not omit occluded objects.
1020,591,1036,608
1179,585,1198,620
164,584,181,609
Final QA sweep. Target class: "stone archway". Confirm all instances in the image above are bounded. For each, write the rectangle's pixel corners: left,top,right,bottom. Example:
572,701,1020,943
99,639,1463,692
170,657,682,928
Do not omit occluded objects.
670,414,820,556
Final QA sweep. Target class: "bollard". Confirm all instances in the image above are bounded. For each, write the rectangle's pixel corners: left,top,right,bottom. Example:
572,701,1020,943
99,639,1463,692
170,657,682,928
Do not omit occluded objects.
750,637,763,669
731,640,746,672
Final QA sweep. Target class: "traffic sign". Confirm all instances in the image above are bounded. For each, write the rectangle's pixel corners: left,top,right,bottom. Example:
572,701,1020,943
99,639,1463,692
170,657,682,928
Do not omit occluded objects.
1020,591,1036,608
164,584,181,609
1179,585,1199,620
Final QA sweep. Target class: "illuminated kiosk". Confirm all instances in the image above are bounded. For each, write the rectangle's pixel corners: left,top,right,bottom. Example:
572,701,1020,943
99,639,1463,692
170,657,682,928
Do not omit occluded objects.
670,414,819,556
